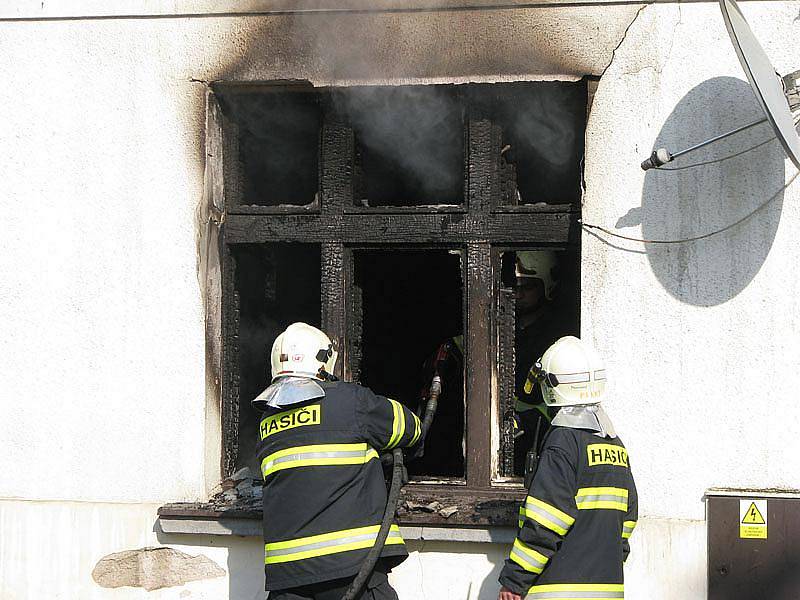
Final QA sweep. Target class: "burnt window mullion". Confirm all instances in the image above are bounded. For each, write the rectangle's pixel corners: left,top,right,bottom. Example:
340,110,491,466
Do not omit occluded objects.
464,242,494,488
496,246,517,479
466,116,499,215
221,241,241,480
319,106,354,216
462,112,501,488
320,242,348,380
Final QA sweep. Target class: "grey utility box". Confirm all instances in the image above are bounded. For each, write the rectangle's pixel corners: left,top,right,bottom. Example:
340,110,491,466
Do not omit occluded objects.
707,491,800,599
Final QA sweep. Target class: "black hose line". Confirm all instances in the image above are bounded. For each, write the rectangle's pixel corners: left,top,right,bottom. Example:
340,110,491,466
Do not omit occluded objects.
340,448,404,600
341,374,442,600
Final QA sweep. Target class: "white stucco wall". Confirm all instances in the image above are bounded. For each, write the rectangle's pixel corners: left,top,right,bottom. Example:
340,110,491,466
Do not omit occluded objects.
584,1,800,522
0,499,705,600
1,0,798,598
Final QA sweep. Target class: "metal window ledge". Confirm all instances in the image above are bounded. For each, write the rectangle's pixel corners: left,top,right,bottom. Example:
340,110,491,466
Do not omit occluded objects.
705,487,800,500
157,515,515,544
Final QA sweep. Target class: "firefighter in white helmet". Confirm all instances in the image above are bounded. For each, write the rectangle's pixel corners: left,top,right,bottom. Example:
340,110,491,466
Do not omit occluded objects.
512,250,565,474
253,322,422,600
498,336,638,600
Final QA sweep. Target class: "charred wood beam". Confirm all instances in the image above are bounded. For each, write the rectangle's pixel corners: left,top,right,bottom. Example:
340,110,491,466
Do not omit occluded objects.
225,212,578,244
497,283,516,477
220,241,240,479
465,243,493,487
320,114,354,214
321,243,347,380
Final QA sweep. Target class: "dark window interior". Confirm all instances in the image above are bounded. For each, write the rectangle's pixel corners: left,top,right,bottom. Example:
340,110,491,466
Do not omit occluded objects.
469,81,586,205
222,91,321,207
234,243,321,476
499,248,580,477
355,249,465,478
335,86,465,207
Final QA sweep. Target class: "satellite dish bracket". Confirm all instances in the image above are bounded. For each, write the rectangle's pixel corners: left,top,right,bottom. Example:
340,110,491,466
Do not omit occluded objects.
640,0,800,171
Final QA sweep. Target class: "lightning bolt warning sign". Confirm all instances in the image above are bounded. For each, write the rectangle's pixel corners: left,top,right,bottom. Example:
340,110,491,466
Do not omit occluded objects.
739,499,768,539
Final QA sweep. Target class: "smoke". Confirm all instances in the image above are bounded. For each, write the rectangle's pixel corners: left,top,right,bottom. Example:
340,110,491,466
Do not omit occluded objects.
488,81,586,204
221,79,585,207
332,85,463,205
332,81,585,206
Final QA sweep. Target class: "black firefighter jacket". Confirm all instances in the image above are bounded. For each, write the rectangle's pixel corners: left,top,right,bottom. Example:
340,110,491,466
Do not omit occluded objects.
499,426,638,599
256,380,421,591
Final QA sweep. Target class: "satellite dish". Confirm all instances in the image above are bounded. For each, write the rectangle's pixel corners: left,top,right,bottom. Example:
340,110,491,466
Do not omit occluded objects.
641,0,800,170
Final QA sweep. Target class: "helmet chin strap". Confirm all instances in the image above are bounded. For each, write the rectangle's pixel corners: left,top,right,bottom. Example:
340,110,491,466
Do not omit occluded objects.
317,368,339,382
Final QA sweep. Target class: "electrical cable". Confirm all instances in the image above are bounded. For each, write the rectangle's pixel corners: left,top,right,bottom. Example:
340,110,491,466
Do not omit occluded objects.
0,1,677,23
580,169,798,244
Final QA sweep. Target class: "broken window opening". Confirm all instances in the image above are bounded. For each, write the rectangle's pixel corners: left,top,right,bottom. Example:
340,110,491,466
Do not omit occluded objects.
355,249,465,479
470,81,586,206
497,248,580,479
221,90,322,207
337,85,465,207
233,243,321,477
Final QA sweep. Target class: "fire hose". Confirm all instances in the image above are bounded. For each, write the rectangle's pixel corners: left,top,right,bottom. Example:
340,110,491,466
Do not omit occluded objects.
341,374,441,600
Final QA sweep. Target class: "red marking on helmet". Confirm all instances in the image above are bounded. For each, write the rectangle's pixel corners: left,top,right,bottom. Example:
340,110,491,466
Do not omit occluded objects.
292,354,304,362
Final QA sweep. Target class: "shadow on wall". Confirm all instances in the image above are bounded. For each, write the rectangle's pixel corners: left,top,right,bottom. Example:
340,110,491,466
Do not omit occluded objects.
616,76,785,307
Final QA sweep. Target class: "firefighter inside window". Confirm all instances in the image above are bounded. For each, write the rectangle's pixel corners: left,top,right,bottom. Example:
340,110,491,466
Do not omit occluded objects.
419,250,564,478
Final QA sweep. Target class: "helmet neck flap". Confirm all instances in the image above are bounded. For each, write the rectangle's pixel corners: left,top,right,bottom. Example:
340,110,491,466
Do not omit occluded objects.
551,404,617,438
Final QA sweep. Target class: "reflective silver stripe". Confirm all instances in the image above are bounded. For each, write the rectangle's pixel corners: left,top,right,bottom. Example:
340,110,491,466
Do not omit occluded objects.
577,493,627,503
510,545,547,573
523,502,573,534
268,450,368,468
594,369,607,380
554,371,590,384
529,592,623,599
622,520,636,538
261,444,378,478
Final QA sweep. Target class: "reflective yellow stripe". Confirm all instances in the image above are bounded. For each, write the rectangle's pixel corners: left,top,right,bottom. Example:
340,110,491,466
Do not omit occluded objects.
528,583,624,599
261,443,378,478
521,496,576,536
509,538,548,573
409,412,422,446
575,487,628,512
622,520,637,539
385,399,406,449
524,367,537,394
265,524,404,564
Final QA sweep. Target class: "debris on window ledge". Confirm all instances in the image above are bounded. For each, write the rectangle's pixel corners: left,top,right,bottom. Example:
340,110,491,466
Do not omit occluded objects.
159,477,524,529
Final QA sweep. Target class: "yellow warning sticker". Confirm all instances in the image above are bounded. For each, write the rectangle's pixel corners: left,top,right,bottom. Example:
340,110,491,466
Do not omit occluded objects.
739,499,767,539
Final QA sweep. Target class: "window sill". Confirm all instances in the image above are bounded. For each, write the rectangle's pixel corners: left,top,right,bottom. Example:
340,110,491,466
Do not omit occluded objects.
157,484,523,542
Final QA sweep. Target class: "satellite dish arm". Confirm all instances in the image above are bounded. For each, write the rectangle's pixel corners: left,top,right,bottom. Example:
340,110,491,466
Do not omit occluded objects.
641,116,768,170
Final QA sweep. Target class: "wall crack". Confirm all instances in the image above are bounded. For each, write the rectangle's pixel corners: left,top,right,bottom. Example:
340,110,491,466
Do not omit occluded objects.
600,3,648,79
622,2,683,77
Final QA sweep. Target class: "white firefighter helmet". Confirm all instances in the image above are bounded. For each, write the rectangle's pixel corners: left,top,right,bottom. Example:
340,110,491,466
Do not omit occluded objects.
516,250,558,301
270,322,337,381
535,336,606,407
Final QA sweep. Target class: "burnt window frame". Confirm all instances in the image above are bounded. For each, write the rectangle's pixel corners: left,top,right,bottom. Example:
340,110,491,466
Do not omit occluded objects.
216,81,583,526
